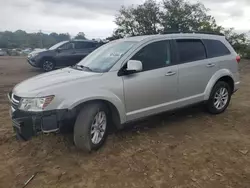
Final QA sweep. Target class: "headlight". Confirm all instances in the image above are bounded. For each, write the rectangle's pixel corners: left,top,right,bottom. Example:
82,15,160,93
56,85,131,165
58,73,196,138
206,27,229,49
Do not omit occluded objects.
32,53,39,57
28,53,38,58
19,95,54,112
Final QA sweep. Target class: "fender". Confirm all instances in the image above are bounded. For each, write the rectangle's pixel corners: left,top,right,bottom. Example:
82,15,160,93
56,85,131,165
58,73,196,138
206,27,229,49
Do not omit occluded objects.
204,69,234,100
57,89,126,124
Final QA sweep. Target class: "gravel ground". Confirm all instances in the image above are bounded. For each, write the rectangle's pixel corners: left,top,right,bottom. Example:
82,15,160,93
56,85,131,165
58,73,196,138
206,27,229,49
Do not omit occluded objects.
0,57,250,188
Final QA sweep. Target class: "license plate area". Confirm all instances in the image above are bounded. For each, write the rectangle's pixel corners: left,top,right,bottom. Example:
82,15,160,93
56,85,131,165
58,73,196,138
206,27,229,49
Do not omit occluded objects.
12,118,34,140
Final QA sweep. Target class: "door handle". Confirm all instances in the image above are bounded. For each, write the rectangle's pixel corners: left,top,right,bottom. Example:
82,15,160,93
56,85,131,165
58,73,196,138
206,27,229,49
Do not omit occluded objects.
206,63,215,67
71,51,76,54
165,71,176,76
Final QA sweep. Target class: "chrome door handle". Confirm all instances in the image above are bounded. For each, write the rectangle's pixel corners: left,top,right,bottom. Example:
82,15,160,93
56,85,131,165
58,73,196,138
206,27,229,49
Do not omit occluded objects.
165,71,176,76
206,63,215,67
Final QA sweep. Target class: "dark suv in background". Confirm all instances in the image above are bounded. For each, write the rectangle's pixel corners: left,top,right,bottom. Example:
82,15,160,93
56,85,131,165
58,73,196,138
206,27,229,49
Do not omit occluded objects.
27,40,104,71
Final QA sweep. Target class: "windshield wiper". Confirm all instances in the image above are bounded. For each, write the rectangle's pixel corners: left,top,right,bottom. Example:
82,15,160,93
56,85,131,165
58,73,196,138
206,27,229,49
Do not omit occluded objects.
73,65,93,72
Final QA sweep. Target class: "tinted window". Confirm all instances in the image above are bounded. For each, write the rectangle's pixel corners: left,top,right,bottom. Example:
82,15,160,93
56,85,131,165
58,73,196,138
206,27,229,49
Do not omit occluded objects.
49,41,67,50
60,42,74,50
176,39,206,63
131,40,171,71
203,39,231,58
75,42,97,49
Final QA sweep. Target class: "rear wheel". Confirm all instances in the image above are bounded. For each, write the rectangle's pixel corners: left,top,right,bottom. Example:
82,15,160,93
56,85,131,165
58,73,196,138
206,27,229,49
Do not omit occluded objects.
42,59,55,72
73,103,109,152
206,81,232,114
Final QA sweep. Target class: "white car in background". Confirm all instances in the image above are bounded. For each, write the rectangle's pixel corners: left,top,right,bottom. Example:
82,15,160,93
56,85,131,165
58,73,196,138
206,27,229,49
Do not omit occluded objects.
0,49,6,56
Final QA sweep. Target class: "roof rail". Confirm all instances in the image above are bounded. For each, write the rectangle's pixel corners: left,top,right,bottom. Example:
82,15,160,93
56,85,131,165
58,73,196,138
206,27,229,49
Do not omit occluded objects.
163,31,224,36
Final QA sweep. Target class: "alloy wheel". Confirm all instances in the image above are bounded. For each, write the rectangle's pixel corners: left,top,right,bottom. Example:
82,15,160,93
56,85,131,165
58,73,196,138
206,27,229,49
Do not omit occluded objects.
213,87,229,110
43,61,54,71
90,111,107,144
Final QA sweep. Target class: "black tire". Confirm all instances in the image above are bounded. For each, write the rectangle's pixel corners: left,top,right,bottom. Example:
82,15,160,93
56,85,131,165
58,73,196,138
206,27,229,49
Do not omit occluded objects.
73,102,109,152
41,59,55,72
206,81,232,114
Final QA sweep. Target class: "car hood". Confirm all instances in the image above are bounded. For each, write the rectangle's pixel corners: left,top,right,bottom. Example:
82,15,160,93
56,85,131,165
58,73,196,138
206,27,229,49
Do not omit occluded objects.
13,67,102,97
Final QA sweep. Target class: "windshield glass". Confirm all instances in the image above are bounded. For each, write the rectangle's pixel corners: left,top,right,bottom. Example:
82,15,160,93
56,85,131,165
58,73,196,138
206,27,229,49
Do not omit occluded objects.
49,41,68,50
77,41,137,72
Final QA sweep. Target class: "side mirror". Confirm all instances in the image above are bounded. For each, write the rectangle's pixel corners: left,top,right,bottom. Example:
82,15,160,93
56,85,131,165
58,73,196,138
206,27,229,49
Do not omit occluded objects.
127,60,142,72
56,48,62,53
118,60,143,76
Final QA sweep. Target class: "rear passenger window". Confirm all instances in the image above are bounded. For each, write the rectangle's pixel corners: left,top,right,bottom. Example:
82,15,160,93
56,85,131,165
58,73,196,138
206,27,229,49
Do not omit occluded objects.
75,42,96,49
60,42,74,50
203,39,231,58
176,39,206,63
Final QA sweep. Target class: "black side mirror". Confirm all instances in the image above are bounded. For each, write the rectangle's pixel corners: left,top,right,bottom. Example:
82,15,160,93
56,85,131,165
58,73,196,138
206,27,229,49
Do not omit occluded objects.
56,48,62,53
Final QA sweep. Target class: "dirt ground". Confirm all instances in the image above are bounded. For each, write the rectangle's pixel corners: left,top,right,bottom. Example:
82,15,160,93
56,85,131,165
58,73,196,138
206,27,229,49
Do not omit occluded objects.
0,57,250,188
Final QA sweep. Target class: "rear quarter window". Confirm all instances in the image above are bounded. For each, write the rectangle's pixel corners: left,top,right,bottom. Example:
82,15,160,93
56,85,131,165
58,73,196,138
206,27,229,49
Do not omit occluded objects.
203,39,231,58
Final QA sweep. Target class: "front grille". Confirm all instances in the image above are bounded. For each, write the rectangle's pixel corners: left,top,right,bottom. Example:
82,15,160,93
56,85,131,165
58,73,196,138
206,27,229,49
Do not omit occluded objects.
10,92,21,110
13,95,21,102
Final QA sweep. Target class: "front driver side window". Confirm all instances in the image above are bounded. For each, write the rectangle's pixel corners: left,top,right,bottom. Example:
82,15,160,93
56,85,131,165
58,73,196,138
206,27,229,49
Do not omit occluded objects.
60,42,74,50
131,40,171,72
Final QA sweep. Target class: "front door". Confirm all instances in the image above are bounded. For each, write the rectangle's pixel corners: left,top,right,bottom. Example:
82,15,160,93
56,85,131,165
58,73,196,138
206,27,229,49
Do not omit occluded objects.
123,40,178,121
55,42,76,66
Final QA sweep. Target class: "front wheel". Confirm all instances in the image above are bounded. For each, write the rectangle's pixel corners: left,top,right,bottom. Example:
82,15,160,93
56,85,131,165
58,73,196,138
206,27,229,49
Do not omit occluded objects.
73,103,109,152
42,59,55,72
206,81,232,114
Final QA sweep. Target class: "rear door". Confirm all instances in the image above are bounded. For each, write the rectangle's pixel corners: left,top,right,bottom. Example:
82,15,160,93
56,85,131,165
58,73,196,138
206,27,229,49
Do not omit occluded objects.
175,38,218,101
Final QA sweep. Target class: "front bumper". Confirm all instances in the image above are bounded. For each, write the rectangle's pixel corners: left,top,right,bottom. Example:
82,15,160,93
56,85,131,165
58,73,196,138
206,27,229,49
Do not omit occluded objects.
234,81,240,93
8,93,75,140
27,57,40,67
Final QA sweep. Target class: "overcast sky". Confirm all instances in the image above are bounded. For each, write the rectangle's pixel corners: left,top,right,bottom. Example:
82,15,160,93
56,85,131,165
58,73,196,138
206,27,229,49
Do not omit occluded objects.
1,0,249,38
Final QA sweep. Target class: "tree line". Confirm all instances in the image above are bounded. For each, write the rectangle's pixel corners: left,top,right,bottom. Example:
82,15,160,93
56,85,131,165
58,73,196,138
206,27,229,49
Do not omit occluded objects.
1,0,249,58
108,0,250,58
0,31,86,49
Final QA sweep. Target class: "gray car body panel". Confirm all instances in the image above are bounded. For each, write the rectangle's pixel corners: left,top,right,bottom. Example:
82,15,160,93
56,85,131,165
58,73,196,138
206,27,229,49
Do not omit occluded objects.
12,33,240,125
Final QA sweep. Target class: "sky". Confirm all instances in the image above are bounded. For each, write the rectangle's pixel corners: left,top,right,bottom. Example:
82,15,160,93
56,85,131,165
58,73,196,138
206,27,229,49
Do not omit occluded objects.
0,0,250,39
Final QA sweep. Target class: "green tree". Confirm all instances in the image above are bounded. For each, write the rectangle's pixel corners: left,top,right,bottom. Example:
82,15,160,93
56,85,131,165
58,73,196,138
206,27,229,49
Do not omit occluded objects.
110,0,250,58
74,32,86,39
0,30,71,49
223,28,249,55
161,0,222,33
114,0,161,37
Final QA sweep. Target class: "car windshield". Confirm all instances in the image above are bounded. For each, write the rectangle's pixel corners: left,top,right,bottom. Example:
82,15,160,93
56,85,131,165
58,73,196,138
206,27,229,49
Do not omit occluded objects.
77,41,137,72
49,41,68,50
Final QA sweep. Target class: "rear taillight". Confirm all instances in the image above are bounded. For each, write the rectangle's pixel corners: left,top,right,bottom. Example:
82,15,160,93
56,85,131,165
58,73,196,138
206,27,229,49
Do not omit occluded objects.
236,55,241,63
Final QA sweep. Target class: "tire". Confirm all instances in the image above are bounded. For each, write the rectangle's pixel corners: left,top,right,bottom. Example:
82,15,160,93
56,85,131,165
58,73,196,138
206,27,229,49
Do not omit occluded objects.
41,59,55,72
73,102,109,152
206,81,232,114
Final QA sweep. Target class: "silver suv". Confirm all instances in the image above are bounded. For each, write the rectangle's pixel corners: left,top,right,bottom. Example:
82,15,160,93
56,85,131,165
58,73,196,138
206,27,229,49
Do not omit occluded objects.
8,33,240,151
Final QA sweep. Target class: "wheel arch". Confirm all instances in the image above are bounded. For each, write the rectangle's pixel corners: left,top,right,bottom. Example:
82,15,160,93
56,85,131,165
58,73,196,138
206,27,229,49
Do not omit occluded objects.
40,56,56,67
71,99,124,130
204,69,235,100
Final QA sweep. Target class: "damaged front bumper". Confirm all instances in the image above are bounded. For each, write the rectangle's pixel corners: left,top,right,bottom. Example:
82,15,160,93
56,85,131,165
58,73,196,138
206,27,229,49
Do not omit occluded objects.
8,93,75,140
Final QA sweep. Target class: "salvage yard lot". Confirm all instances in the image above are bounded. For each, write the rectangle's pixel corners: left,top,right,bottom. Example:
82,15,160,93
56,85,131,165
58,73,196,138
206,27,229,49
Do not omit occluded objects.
0,57,250,188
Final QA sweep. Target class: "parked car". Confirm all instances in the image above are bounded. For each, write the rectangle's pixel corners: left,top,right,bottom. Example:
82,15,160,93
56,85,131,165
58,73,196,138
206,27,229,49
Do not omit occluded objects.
21,48,32,55
0,49,7,56
27,40,103,71
8,33,240,151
